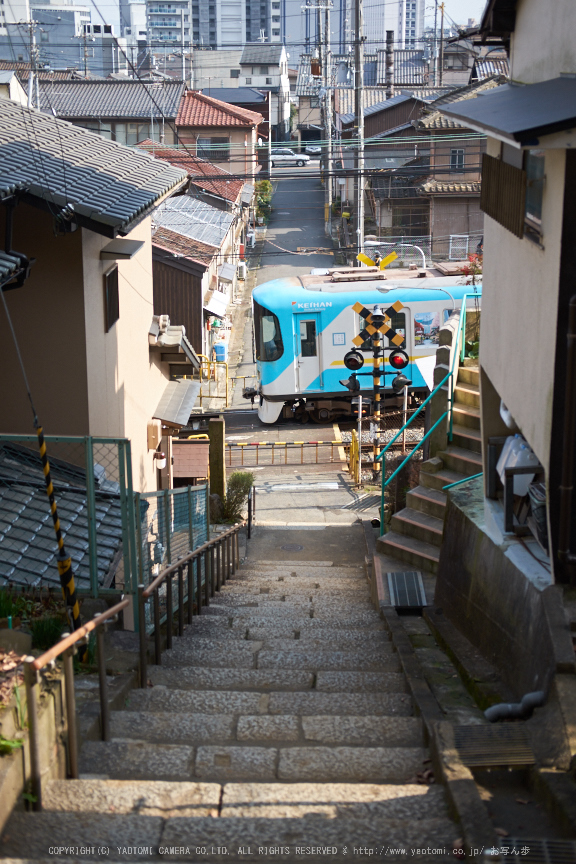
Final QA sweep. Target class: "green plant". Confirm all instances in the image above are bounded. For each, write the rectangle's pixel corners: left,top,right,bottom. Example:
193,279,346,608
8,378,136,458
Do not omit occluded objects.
73,632,96,672
222,472,255,522
30,615,66,651
0,588,15,618
465,340,480,360
0,735,24,755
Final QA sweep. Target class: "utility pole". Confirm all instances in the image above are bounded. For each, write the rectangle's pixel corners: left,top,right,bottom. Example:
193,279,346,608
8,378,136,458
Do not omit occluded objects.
324,1,332,238
385,30,393,100
353,0,364,265
439,2,444,86
433,0,438,86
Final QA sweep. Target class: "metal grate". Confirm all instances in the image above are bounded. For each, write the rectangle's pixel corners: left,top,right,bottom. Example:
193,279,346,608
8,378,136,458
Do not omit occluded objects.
503,839,576,863
387,570,427,609
453,724,535,768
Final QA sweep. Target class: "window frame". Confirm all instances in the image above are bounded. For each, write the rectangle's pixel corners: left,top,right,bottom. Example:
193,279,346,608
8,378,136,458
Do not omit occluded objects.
450,148,465,173
104,266,119,332
524,148,545,242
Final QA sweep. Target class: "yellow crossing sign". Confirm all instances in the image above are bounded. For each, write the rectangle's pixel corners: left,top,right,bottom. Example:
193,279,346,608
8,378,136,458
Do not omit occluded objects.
351,300,405,347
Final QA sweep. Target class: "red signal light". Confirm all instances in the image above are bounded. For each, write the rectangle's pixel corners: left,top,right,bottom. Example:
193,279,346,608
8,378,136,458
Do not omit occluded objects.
388,349,409,370
343,350,365,371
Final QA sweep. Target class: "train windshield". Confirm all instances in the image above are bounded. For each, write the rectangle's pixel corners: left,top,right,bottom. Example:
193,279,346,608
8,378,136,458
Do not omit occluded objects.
254,299,284,362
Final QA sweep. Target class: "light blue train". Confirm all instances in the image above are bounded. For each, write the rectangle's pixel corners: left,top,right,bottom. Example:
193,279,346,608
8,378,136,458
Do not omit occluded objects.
252,269,481,423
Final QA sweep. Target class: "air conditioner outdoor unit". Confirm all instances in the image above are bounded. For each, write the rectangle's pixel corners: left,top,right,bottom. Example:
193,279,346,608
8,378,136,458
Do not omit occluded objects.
237,261,247,280
247,231,256,248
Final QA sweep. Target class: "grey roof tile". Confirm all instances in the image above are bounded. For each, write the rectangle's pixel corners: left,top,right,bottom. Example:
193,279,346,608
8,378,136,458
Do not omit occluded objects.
240,43,284,65
153,195,234,250
0,100,187,236
38,79,185,120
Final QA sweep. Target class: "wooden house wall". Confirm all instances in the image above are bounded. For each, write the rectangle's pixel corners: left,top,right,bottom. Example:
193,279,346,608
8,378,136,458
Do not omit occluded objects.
152,260,203,354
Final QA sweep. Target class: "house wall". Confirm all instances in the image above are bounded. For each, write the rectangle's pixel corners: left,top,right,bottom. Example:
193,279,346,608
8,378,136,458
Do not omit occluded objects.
176,124,258,177
0,204,90,435
81,218,170,493
430,196,483,258
480,139,565,476
510,0,576,84
152,259,204,353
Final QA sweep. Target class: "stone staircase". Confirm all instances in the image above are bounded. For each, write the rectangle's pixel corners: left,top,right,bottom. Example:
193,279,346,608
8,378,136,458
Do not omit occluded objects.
0,554,460,862
377,366,482,574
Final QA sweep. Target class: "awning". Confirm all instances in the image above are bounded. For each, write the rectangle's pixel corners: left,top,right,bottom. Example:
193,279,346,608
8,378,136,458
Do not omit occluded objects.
440,77,576,146
241,183,254,205
153,379,201,427
218,262,236,283
204,290,228,319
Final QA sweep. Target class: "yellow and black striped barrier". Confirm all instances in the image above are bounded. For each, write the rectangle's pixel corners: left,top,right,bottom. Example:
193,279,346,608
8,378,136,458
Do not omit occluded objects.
36,423,82,633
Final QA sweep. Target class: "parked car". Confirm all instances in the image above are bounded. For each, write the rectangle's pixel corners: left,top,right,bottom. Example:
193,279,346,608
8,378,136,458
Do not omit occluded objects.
304,144,322,156
270,148,310,167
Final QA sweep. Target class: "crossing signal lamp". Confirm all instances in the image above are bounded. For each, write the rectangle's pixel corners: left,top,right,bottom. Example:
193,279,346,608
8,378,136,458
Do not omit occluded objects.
391,373,412,394
388,348,409,371
343,349,364,371
339,373,361,392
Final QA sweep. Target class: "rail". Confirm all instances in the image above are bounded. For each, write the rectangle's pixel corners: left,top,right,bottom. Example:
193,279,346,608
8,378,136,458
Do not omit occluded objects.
137,520,246,689
378,292,480,535
23,596,130,810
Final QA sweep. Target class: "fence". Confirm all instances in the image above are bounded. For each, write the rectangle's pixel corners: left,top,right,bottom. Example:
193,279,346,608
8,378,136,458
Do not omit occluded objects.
0,435,137,598
226,440,345,468
182,356,229,408
362,233,484,265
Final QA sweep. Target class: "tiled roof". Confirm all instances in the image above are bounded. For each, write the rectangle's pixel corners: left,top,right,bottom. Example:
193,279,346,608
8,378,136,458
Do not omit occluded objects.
419,179,481,194
176,91,263,128
240,44,284,66
414,110,464,130
335,87,392,120
153,195,234,250
296,54,377,97
0,443,124,590
376,49,428,87
37,78,185,119
0,99,187,235
201,87,267,104
137,140,243,203
0,60,84,81
471,57,510,80
152,225,216,265
431,75,507,107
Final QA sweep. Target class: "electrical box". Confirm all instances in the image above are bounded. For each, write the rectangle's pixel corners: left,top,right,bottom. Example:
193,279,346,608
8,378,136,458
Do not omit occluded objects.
238,261,247,280
147,420,162,451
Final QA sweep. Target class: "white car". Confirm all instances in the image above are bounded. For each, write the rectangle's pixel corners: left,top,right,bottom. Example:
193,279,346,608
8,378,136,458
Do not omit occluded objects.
270,148,310,167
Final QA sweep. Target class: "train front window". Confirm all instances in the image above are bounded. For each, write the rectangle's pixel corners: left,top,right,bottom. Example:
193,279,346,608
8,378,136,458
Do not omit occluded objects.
254,299,284,362
357,312,406,350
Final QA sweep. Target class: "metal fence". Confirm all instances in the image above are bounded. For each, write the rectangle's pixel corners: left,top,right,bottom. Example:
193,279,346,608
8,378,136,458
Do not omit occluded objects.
135,484,209,592
0,435,137,598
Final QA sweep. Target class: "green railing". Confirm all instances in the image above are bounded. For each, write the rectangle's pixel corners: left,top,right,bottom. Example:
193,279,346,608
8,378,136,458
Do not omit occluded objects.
378,290,481,535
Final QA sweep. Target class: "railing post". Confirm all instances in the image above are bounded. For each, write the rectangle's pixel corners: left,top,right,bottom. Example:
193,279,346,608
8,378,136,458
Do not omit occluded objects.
95,618,110,742
166,573,173,649
154,589,161,664
124,440,139,600
62,638,78,779
204,550,210,607
178,567,184,636
196,555,202,613
216,539,222,591
248,490,252,540
235,526,240,570
163,490,172,565
24,659,42,810
188,485,194,552
209,547,215,598
84,437,99,599
138,585,147,688
187,562,193,624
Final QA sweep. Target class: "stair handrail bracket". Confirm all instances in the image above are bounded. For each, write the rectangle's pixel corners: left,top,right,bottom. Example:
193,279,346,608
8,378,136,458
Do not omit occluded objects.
378,291,480,534
138,520,246,690
23,596,130,811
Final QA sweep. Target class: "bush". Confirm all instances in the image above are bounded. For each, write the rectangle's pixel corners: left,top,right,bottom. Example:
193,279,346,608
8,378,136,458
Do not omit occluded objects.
0,588,15,619
30,615,66,651
222,472,254,522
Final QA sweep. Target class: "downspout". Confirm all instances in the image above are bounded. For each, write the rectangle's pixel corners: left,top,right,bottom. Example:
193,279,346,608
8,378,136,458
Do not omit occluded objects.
558,294,576,566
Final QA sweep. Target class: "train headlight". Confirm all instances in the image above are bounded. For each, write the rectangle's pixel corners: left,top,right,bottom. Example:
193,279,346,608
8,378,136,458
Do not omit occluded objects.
391,373,412,394
388,348,409,370
343,350,364,371
339,373,361,392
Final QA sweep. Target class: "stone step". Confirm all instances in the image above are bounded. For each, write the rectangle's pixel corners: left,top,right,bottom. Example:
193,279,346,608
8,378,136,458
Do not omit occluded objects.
456,365,479,386
79,740,196,781
161,644,258,669
376,531,439,574
420,466,467,493
256,647,396,672
0,811,457,862
452,401,481,430
148,667,316,691
316,669,405,690
221,581,366,594
454,381,480,408
42,778,221,815
212,592,373,606
249,633,391,651
126,687,266,715
232,616,386,632
451,423,482,454
239,566,365,578
437,445,483,476
406,484,447,520
266,690,412,715
390,507,444,547
200,605,379,624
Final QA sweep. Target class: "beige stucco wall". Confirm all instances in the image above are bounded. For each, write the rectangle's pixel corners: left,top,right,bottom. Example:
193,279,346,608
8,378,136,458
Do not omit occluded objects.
480,139,565,472
510,0,576,82
82,218,169,493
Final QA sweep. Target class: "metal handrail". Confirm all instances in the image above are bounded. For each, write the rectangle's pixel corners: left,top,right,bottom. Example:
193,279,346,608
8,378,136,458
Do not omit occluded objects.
138,520,246,688
442,472,483,491
24,597,130,811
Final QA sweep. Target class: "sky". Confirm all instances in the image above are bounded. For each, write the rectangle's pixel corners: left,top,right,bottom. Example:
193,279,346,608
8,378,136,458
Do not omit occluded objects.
436,0,487,27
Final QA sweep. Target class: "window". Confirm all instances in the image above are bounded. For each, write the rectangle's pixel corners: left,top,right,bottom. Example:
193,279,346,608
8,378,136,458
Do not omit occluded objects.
357,312,406,351
104,266,119,331
266,76,272,84
272,31,279,36
254,300,284,362
259,65,268,74
299,320,317,356
524,149,545,238
104,24,111,33
197,136,230,161
230,68,240,78
40,30,48,41
93,24,101,32
480,153,526,239
245,77,252,84
450,148,464,172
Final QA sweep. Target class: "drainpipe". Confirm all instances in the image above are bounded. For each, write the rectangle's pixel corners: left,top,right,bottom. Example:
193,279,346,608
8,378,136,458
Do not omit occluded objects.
558,294,576,566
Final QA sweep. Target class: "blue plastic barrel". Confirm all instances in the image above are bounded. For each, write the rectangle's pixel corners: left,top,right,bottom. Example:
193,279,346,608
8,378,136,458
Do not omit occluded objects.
214,343,228,362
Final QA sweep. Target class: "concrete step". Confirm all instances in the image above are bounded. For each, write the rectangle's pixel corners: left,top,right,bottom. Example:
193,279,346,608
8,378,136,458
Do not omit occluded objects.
456,365,479,386
0,810,457,861
437,445,483,476
239,565,365,578
406,485,447,520
256,647,396,672
451,423,482,454
454,381,480,408
161,643,258,669
390,507,444,547
42,778,221,815
148,667,316,691
420,467,467,493
249,633,391,651
222,580,366,593
452,401,481,430
376,531,440,574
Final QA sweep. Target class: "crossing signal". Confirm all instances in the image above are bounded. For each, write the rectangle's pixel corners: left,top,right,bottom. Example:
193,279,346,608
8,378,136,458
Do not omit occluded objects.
343,350,364,371
391,373,412,394
388,348,409,370
339,373,360,392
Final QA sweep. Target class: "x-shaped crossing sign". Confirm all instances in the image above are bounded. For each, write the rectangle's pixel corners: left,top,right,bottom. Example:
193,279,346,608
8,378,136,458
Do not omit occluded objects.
351,300,405,347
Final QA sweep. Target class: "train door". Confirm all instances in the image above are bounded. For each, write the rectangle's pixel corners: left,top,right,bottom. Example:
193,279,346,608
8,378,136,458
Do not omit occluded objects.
294,313,320,391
